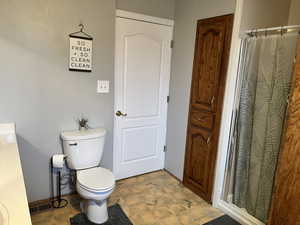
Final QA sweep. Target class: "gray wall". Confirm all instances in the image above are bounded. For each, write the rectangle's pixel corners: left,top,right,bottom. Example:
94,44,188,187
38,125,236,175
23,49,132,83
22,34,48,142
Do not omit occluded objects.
240,0,291,32
116,0,175,19
288,0,300,25
165,0,236,180
0,0,115,202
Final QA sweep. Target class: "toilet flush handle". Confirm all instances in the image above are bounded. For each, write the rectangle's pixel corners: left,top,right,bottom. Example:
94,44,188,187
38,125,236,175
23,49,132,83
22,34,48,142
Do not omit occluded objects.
69,143,78,146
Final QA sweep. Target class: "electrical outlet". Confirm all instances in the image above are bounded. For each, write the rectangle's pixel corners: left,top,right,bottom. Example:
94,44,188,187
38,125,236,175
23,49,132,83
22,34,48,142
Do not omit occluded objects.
97,80,109,93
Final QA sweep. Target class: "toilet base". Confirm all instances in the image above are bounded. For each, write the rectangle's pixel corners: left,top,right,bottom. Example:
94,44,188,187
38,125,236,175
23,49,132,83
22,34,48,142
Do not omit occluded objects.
81,199,108,224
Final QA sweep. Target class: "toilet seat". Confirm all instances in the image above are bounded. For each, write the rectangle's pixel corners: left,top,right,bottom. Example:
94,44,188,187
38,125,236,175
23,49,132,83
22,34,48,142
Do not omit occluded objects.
77,167,115,192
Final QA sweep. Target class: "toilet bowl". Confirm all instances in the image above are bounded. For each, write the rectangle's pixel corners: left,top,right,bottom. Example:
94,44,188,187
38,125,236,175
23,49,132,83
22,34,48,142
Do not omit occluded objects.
76,167,115,224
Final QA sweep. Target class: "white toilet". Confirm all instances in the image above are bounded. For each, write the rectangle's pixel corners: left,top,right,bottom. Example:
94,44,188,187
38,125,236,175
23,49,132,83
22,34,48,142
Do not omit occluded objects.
61,128,115,224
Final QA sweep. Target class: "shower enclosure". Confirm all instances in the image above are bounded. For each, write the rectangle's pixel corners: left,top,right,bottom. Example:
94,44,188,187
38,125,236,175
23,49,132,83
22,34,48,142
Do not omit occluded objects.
221,26,299,224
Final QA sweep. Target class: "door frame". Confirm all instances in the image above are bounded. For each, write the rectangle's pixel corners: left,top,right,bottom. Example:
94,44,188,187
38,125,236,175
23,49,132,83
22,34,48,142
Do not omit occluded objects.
113,10,174,179
116,10,174,27
212,0,264,224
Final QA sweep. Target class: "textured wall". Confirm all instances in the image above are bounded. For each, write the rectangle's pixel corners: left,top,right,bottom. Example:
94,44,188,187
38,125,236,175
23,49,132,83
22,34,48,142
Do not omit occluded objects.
288,0,300,25
0,0,115,202
240,0,291,31
116,0,175,19
165,0,236,180
165,0,293,181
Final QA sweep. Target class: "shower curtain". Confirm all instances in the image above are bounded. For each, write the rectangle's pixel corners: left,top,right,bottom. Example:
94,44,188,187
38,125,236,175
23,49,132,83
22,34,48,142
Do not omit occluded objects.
232,33,298,223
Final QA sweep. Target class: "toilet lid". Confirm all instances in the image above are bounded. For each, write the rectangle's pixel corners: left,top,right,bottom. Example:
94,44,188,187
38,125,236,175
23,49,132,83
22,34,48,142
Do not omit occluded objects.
77,167,115,191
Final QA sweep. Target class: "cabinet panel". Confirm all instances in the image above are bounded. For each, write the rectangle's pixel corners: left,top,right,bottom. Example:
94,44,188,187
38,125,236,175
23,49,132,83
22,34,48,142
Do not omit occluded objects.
185,126,212,193
190,110,215,130
191,22,226,112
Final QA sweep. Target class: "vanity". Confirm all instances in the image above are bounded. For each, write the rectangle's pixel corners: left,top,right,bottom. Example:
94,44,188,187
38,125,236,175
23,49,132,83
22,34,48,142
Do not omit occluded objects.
0,123,32,225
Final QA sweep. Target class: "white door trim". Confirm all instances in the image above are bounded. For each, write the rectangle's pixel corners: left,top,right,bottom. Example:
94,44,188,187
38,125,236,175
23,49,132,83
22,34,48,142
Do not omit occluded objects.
212,0,264,224
113,12,174,180
212,0,244,207
218,200,265,225
116,10,174,27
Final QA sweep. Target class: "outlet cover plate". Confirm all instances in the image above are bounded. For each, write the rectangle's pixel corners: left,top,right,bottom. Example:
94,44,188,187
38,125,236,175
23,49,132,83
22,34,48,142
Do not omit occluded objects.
97,80,109,93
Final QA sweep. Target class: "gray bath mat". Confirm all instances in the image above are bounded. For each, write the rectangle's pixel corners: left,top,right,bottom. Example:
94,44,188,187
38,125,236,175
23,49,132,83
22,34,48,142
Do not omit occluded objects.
203,215,241,225
70,204,133,225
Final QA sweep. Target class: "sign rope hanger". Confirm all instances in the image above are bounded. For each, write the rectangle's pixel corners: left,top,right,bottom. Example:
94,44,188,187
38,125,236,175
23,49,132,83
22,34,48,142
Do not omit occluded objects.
69,23,93,40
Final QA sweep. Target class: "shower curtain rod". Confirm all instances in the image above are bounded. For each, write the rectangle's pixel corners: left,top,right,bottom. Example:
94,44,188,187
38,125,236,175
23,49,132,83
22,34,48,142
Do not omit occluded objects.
245,25,300,36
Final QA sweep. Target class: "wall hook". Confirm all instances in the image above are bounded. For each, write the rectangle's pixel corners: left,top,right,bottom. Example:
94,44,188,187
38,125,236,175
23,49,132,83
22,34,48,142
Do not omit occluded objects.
69,23,93,40
79,23,84,32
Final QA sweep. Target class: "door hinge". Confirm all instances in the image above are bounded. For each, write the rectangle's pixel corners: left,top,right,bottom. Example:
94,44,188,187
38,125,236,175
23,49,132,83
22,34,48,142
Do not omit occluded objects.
167,96,170,103
170,40,174,48
164,145,167,152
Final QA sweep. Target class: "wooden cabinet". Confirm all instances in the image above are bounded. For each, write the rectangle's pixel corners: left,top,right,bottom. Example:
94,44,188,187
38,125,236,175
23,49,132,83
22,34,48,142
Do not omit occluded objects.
183,14,233,202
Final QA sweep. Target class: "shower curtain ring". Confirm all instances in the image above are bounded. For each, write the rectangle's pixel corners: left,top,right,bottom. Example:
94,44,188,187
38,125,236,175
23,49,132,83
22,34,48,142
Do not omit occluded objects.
281,26,284,36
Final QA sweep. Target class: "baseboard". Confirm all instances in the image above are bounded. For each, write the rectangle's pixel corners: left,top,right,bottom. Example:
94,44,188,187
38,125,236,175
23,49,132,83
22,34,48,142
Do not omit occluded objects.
216,200,265,225
29,198,52,214
29,192,77,214
163,169,182,183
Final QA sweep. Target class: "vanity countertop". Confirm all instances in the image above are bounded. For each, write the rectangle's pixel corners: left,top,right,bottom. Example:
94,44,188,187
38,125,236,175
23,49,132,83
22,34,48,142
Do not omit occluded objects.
0,123,32,225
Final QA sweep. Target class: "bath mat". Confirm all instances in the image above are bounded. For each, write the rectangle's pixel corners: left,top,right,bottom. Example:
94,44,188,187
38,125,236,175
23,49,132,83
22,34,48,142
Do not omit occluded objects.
70,204,133,225
203,215,241,225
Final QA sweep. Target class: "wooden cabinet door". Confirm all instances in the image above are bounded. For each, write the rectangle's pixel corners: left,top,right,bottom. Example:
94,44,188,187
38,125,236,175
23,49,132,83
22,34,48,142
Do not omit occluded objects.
183,14,233,202
268,39,300,225
185,126,212,192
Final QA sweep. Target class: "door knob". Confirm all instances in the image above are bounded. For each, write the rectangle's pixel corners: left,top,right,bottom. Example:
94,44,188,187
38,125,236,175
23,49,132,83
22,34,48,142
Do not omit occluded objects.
116,110,127,117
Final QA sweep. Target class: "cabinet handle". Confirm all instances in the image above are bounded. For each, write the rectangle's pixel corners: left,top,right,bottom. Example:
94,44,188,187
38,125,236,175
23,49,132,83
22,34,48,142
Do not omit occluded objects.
211,96,215,105
69,143,78,146
206,136,212,144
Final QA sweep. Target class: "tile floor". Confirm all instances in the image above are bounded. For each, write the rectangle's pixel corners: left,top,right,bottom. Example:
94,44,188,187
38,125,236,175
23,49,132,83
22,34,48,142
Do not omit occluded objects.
30,170,223,225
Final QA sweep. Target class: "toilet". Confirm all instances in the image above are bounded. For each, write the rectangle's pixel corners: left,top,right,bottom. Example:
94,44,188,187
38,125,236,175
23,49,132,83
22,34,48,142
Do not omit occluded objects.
61,128,115,224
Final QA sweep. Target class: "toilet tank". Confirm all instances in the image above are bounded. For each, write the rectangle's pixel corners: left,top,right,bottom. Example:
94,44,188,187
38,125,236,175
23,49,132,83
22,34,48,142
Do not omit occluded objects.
61,128,106,170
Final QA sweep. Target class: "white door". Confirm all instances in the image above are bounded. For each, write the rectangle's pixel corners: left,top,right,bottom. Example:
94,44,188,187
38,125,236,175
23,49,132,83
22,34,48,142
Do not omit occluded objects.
114,14,173,180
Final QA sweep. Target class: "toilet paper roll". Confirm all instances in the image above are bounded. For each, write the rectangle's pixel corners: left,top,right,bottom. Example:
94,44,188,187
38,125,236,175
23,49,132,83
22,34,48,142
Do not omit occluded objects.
52,154,65,168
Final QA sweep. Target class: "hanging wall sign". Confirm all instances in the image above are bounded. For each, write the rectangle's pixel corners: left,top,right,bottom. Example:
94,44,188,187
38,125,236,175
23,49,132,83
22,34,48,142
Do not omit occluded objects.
69,36,93,72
